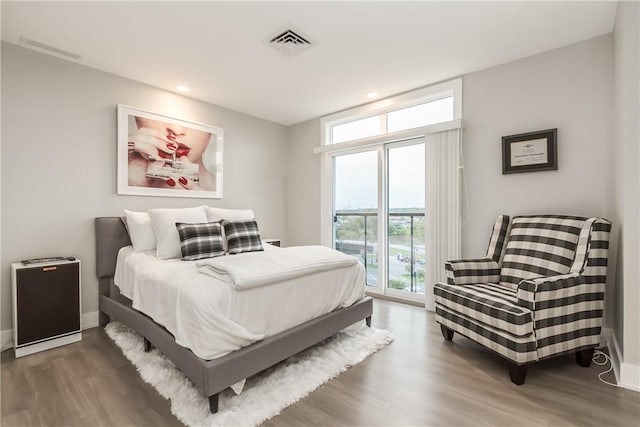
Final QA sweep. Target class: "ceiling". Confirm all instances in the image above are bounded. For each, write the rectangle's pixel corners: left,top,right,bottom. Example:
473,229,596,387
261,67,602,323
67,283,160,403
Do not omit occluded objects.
1,1,617,126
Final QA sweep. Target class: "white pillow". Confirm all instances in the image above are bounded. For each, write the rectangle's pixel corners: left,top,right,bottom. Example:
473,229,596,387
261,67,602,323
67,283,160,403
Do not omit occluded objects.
205,207,255,222
148,206,208,259
205,207,255,251
124,210,157,252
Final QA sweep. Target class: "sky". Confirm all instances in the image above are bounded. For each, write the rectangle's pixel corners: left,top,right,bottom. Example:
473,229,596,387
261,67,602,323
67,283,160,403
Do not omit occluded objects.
334,143,425,211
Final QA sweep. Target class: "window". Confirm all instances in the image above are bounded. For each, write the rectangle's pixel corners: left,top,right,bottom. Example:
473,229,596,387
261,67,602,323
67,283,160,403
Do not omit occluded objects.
318,78,462,306
333,150,379,286
322,79,461,146
387,97,453,133
332,116,381,144
330,139,428,302
386,142,425,295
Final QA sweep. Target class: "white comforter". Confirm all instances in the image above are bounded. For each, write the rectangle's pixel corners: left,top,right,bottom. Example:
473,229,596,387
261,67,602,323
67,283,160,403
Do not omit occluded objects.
113,245,365,360
196,246,358,290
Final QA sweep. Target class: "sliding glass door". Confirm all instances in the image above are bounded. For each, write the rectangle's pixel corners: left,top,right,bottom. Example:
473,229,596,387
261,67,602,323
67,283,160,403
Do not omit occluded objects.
386,142,425,299
333,150,379,288
332,139,425,301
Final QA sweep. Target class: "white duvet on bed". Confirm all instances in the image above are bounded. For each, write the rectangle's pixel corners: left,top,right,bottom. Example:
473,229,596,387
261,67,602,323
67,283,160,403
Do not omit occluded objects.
113,245,365,360
196,245,359,290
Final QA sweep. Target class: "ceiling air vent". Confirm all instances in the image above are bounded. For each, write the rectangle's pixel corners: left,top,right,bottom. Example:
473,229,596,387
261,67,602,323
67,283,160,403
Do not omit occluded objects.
268,25,315,57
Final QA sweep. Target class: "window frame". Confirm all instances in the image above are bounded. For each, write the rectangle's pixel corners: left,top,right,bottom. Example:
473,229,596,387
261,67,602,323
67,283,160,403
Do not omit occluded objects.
319,78,463,306
321,78,462,147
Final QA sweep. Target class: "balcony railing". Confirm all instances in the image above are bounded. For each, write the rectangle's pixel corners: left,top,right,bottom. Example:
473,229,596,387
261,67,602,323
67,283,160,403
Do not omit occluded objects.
333,211,425,293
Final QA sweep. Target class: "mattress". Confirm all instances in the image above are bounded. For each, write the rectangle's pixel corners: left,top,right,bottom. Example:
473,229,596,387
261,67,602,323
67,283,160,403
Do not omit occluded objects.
113,244,366,360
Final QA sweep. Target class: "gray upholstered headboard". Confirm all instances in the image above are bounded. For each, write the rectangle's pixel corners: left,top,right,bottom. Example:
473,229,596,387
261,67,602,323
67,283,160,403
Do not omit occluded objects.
95,217,131,280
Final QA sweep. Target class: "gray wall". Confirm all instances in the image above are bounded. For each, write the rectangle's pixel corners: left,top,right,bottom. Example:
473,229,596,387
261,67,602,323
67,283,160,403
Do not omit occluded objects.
462,34,615,328
612,0,640,378
3,29,631,366
461,35,612,254
287,35,614,311
1,42,288,331
286,119,322,246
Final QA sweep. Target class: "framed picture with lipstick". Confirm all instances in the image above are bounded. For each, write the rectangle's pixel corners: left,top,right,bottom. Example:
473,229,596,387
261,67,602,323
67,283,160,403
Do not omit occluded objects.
117,104,223,198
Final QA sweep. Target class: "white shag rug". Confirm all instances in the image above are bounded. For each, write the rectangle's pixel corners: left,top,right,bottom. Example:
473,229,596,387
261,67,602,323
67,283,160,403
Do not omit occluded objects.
105,321,393,427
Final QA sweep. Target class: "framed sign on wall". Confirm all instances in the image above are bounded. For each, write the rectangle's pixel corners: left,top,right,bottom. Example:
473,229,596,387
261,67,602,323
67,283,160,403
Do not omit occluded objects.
502,128,557,174
117,104,223,198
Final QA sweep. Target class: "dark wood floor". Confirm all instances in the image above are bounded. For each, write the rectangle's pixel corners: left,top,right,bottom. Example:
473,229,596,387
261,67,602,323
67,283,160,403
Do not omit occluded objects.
2,299,639,426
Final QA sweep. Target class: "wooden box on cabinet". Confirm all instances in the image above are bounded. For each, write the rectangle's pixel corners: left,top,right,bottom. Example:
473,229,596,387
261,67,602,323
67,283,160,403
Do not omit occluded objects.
11,259,82,357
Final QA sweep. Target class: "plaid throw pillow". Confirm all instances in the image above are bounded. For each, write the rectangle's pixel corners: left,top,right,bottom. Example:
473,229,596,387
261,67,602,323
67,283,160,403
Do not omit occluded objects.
222,219,264,254
175,221,225,261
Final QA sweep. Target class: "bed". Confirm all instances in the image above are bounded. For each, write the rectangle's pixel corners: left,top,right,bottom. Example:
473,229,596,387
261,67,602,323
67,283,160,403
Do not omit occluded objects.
95,217,373,413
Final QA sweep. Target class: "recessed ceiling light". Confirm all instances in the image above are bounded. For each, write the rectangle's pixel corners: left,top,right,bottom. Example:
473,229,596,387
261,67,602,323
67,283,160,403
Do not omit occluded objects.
176,85,190,92
367,92,379,99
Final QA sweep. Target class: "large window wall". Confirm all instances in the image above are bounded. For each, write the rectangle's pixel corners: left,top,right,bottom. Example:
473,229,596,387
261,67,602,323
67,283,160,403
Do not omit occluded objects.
318,78,462,304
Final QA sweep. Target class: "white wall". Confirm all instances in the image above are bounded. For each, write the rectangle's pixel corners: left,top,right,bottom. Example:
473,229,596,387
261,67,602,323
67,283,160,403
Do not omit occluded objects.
462,33,619,347
286,119,322,246
1,42,289,332
462,35,612,256
287,35,614,307
288,35,613,249
611,0,640,390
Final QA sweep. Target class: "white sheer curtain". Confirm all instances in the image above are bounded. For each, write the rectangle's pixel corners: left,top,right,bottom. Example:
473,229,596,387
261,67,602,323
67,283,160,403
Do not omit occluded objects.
425,128,462,310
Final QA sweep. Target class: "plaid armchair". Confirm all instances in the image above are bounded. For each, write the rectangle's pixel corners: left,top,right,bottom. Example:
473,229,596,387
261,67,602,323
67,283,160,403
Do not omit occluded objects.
434,215,611,384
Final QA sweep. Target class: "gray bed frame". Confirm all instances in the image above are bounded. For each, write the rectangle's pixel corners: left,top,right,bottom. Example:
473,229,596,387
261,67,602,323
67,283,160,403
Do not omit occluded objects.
95,217,373,414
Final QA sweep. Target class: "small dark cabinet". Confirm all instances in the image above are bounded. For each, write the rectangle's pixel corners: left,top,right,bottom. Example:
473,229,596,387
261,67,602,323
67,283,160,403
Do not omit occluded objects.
12,260,82,357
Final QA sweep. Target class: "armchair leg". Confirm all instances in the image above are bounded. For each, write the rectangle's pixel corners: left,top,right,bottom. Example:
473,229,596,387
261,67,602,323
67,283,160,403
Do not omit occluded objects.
507,362,528,385
576,348,595,367
440,324,454,341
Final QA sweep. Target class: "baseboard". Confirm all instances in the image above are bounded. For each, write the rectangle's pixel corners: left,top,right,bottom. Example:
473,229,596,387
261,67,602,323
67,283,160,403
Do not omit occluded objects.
1,329,13,352
620,361,640,392
0,310,99,352
365,292,425,308
82,310,100,329
602,328,621,383
603,327,640,392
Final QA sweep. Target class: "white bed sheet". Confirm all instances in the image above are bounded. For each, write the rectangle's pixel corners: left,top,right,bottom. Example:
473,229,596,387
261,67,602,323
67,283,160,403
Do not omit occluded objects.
113,245,365,360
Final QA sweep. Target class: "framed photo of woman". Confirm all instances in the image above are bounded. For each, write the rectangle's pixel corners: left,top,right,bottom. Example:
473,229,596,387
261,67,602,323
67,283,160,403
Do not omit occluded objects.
117,105,223,199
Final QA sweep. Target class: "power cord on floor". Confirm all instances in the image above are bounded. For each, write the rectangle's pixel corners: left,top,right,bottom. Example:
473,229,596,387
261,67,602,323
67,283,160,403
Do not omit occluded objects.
593,349,617,387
